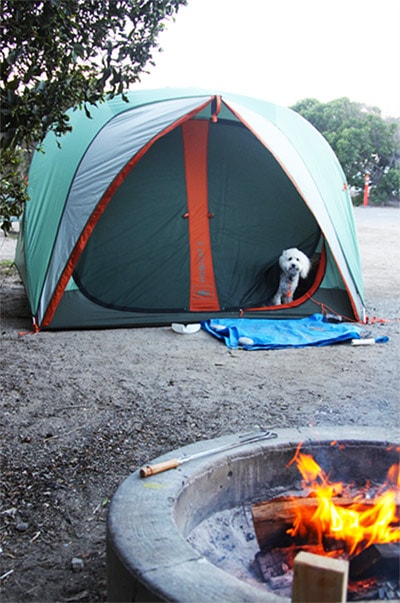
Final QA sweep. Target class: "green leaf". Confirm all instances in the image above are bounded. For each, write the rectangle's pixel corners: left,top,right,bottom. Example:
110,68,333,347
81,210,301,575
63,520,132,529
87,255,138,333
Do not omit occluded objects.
0,0,189,204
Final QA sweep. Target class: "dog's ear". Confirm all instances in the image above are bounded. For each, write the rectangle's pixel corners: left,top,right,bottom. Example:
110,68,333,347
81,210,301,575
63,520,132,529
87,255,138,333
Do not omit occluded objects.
278,250,287,270
300,254,311,278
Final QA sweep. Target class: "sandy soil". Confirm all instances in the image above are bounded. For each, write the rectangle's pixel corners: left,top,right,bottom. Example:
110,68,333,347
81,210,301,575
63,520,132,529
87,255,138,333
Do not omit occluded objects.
0,206,399,602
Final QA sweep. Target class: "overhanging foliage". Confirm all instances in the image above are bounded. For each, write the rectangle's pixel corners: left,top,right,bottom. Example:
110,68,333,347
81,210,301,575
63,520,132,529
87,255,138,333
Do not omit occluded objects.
0,0,187,231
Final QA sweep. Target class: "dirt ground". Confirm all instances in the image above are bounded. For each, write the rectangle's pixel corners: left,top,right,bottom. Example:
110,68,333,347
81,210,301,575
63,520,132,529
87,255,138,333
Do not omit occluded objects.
0,206,399,603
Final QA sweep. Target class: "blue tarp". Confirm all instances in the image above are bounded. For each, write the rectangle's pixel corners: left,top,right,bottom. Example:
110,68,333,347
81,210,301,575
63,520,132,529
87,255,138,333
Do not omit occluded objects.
201,314,363,350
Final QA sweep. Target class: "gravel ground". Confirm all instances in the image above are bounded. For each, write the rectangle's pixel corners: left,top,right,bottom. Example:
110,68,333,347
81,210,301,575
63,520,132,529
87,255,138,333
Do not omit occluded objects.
0,206,399,602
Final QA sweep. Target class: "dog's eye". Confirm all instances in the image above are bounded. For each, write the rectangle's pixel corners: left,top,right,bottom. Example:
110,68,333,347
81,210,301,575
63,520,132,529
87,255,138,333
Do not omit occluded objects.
288,257,293,261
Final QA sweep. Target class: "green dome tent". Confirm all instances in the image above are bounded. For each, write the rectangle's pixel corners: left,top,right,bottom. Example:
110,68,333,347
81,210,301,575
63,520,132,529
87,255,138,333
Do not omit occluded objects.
15,88,365,330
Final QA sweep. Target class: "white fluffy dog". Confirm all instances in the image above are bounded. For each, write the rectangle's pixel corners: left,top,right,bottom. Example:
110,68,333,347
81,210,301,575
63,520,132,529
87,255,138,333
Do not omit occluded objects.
272,248,311,305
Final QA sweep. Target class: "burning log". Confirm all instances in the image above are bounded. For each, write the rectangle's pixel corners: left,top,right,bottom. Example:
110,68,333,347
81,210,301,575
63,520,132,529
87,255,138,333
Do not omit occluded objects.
251,495,386,551
251,495,400,551
349,542,400,580
251,495,319,549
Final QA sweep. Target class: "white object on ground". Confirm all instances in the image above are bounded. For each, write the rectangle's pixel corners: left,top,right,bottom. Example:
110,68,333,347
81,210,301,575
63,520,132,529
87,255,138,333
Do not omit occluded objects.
212,324,227,332
171,323,201,334
351,338,376,346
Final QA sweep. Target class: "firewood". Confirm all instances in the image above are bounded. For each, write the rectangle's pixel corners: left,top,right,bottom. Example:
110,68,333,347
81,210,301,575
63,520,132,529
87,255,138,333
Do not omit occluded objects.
349,542,400,580
252,496,347,550
292,551,349,603
251,496,319,549
251,495,399,551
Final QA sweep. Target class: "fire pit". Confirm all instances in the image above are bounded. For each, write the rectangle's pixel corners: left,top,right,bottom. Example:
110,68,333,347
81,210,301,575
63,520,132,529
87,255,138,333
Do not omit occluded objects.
107,427,399,602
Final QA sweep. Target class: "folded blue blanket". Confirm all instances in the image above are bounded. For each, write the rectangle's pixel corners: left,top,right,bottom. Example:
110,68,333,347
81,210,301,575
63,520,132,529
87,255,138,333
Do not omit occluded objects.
201,314,362,350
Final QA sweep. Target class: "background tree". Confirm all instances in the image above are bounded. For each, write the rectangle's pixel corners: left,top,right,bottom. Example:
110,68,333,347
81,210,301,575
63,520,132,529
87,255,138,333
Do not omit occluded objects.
0,0,187,232
291,97,400,205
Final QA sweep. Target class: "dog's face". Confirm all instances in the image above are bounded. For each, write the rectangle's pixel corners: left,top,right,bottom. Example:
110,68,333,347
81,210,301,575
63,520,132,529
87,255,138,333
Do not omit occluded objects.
279,248,311,279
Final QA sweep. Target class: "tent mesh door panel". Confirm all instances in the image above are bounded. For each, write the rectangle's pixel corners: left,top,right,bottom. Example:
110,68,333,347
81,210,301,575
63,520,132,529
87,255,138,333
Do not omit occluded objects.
207,121,321,308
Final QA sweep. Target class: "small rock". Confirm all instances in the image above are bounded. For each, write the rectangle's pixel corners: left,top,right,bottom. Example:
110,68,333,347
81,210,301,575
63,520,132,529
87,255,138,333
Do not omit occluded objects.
71,557,84,572
15,521,29,532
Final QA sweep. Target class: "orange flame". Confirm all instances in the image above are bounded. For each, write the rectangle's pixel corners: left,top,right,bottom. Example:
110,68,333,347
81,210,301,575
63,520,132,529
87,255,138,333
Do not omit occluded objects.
288,449,400,557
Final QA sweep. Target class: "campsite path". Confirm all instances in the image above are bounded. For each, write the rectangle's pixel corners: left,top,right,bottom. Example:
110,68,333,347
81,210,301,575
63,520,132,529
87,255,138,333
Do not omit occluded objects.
0,206,399,603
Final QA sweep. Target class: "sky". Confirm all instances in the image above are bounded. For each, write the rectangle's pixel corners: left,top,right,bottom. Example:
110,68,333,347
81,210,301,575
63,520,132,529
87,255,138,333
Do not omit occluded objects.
137,0,400,118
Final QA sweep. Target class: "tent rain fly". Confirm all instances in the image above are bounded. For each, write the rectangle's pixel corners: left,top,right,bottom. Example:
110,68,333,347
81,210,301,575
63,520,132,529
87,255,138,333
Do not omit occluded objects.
15,88,365,330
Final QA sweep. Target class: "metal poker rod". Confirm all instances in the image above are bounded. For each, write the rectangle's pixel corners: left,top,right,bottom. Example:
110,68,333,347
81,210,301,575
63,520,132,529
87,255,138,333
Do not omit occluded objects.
139,430,278,478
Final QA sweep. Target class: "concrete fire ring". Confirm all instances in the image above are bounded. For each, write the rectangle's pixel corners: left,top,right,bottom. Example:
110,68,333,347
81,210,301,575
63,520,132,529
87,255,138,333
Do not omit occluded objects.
107,426,399,602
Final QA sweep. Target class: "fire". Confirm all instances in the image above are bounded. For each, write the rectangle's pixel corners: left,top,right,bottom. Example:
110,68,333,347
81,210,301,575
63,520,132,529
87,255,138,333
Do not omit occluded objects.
287,447,400,557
